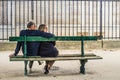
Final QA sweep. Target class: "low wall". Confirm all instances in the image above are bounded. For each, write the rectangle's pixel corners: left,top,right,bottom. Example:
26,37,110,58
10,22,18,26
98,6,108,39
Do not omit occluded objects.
0,40,120,51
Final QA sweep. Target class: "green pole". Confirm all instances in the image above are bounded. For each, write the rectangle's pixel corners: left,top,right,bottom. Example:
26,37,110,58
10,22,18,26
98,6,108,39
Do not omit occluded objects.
24,36,27,57
81,36,84,57
24,36,28,76
80,36,85,74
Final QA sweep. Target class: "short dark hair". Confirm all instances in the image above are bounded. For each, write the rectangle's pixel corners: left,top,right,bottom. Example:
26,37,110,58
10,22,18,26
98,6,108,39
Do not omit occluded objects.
27,21,35,28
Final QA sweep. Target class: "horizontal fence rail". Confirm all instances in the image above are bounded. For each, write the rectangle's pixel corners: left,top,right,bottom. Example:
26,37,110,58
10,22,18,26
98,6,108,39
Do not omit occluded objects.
0,0,120,41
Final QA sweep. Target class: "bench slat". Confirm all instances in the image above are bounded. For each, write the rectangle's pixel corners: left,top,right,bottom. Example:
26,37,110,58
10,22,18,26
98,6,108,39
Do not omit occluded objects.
9,36,98,41
10,56,102,61
10,53,96,58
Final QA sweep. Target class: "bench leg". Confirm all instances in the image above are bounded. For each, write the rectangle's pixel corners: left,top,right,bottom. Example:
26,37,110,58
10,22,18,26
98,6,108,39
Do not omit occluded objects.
24,61,28,76
80,60,87,74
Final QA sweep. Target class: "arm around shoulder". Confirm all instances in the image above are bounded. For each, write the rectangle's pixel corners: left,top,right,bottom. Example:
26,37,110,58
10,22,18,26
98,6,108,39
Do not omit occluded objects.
37,30,55,38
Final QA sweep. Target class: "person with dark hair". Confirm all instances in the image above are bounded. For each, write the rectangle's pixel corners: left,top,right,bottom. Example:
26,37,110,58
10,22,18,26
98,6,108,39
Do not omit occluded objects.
29,24,59,74
9,21,54,73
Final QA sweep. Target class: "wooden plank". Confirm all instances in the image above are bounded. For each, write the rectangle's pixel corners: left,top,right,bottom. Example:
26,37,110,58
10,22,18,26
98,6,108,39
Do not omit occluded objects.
58,53,96,57
9,36,98,41
10,53,96,58
55,36,98,41
10,56,102,61
12,53,96,58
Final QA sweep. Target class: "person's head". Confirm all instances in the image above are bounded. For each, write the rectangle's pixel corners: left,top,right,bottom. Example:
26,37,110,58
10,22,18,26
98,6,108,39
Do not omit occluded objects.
38,24,48,32
27,21,36,30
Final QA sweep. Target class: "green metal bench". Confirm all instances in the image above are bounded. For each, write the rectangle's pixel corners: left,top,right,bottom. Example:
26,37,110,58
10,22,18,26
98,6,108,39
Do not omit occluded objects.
9,36,102,76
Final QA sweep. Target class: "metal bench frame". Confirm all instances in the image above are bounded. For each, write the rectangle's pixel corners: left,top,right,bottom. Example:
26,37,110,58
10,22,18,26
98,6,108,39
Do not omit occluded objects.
9,36,102,76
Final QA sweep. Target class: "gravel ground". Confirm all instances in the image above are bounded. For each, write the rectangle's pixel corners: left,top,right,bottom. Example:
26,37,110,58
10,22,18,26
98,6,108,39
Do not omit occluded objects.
0,50,120,80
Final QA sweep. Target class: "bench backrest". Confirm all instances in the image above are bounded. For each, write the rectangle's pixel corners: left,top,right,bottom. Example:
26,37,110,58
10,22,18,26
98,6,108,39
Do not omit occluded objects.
9,36,98,41
9,36,99,57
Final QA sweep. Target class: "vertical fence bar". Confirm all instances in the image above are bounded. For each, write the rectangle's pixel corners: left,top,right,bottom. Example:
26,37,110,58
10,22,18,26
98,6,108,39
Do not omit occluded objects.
19,0,21,32
31,0,34,20
81,0,82,35
52,0,54,33
65,0,66,36
56,0,58,35
77,0,78,36
92,1,94,36
36,0,38,25
104,0,106,38
11,0,12,36
40,0,42,24
15,0,16,36
23,0,25,29
119,1,120,39
61,0,62,36
108,1,109,39
69,0,70,36
0,1,1,39
48,0,50,32
2,0,4,40
73,0,74,36
112,0,113,39
27,0,29,22
115,0,117,39
84,1,86,36
6,0,8,40
88,1,90,36
44,0,46,24
96,1,99,36
100,0,102,39
96,0,98,36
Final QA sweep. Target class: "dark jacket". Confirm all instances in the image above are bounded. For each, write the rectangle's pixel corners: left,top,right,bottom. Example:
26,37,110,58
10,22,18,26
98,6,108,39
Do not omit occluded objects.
14,30,54,56
38,41,58,57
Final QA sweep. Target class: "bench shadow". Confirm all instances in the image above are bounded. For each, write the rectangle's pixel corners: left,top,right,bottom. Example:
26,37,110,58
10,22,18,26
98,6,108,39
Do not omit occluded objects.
27,70,96,77
6,67,96,78
27,72,81,77
6,70,96,78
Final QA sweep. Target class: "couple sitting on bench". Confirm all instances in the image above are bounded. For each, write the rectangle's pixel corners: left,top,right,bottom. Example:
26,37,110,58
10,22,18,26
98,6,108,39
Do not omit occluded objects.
9,21,59,74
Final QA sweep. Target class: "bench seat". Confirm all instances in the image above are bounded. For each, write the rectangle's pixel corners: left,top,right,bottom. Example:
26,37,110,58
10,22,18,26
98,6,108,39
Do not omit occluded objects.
9,36,102,76
10,53,102,61
10,56,102,61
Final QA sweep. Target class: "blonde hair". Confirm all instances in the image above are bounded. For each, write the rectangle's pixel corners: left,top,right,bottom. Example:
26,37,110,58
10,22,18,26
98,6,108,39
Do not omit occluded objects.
38,24,47,32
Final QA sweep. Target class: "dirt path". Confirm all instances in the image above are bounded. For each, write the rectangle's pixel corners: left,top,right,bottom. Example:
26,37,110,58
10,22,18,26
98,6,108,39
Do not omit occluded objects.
0,50,120,80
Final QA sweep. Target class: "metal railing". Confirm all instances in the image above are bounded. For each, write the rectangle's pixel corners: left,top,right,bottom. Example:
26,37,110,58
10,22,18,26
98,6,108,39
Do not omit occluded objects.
0,0,120,41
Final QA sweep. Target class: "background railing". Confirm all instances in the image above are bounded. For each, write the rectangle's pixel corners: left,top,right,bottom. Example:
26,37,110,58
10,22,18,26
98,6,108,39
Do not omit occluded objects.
0,0,120,41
